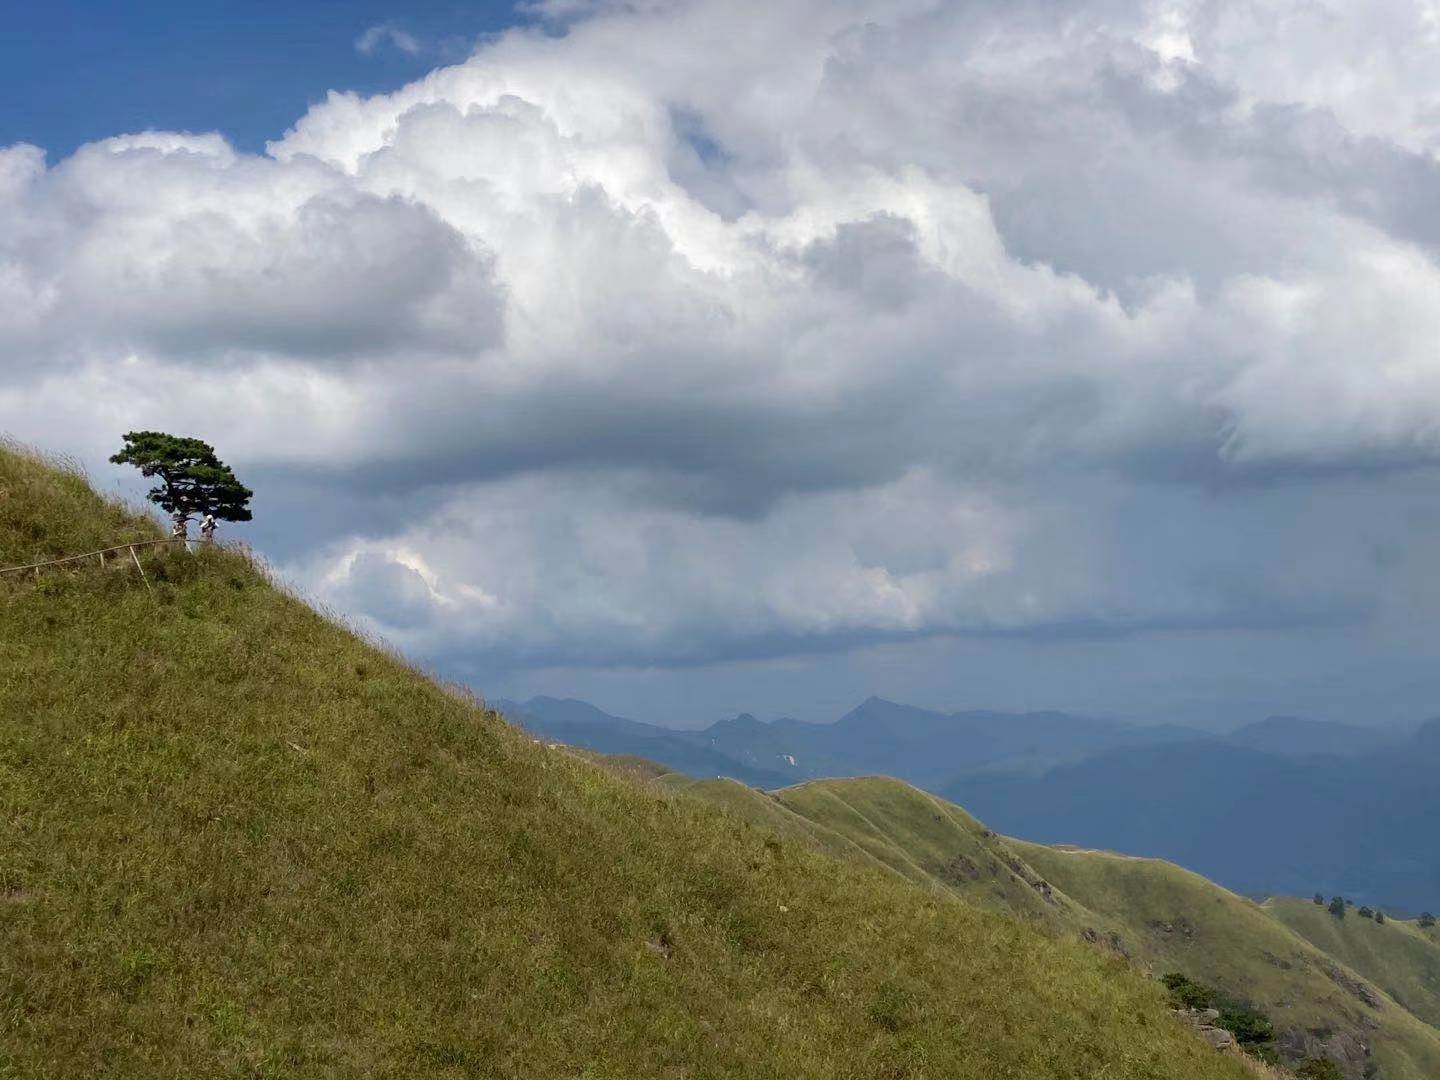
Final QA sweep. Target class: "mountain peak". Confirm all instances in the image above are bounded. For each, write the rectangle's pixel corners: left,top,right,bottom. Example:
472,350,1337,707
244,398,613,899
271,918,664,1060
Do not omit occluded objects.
839,697,933,723
501,696,628,727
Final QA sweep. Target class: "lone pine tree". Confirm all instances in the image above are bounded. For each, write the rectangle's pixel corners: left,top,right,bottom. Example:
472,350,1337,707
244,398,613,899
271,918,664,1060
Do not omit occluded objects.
110,432,253,530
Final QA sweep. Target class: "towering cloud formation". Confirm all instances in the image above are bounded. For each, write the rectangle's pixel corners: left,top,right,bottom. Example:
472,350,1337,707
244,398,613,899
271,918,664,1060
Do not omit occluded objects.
5,0,1440,678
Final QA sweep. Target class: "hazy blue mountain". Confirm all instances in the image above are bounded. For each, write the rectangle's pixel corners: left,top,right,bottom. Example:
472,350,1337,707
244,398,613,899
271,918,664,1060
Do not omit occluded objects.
756,697,1204,784
1224,715,1404,758
948,723,1440,911
690,713,820,779
497,695,1205,788
495,697,794,788
493,696,668,736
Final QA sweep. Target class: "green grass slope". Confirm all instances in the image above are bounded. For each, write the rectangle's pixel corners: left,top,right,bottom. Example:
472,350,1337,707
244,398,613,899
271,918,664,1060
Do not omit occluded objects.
1014,844,1440,1080
650,775,890,868
648,767,1440,1078
621,772,1080,929
0,442,1250,1080
768,778,1100,930
1265,897,1440,1029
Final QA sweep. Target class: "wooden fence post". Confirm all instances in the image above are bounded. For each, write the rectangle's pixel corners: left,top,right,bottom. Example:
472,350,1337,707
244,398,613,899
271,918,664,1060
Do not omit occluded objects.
128,545,153,595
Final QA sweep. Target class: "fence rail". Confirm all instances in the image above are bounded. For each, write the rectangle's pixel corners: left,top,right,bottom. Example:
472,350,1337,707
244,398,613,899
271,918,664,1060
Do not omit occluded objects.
0,537,189,577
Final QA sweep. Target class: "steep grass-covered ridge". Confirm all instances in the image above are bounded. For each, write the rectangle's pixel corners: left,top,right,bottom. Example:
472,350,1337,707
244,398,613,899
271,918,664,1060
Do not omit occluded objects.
1265,896,1440,1031
650,767,1440,1079
0,442,1248,1079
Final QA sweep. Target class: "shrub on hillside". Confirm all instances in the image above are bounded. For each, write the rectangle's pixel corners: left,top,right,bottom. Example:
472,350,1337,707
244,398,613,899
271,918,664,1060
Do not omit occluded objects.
1295,1058,1344,1080
1162,972,1214,1010
1420,912,1436,929
1357,905,1374,920
1163,973,1277,1056
1328,896,1346,919
1217,1003,1274,1046
1313,893,1325,906
1375,910,1385,925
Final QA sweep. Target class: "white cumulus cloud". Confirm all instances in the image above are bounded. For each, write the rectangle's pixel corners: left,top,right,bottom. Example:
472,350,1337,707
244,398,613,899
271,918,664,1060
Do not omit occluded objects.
6,0,1440,682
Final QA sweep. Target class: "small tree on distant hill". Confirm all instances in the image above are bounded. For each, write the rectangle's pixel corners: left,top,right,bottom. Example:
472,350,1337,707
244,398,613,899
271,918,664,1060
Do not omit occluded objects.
1358,905,1374,920
1328,896,1347,919
1313,893,1325,906
1375,911,1386,925
1420,912,1436,929
110,432,252,536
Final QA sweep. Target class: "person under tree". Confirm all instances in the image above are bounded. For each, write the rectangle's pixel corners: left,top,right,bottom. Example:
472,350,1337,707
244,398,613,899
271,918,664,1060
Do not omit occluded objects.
111,432,253,548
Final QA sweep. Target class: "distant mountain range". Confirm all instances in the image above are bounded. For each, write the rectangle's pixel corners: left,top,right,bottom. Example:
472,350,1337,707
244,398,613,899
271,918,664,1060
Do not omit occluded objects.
1224,714,1405,758
495,695,1211,785
497,695,1436,909
952,721,1440,912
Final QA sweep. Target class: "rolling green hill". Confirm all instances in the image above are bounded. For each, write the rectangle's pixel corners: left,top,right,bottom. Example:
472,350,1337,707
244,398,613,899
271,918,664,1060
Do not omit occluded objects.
656,774,1105,933
1014,844,1440,1080
645,770,1440,1079
1265,897,1440,1029
0,441,1250,1079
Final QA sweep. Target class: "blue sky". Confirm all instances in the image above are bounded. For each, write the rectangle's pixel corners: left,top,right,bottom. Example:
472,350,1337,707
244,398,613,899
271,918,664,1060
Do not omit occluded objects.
0,2,522,156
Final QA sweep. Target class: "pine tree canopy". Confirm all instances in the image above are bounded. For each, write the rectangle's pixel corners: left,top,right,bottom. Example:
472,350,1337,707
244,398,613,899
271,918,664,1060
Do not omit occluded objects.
110,431,253,523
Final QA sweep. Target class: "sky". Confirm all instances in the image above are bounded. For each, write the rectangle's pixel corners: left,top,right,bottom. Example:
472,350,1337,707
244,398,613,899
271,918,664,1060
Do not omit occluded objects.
6,0,1440,728
0,2,522,156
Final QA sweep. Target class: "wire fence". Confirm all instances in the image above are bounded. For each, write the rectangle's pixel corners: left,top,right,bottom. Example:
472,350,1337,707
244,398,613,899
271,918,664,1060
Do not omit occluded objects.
0,537,191,578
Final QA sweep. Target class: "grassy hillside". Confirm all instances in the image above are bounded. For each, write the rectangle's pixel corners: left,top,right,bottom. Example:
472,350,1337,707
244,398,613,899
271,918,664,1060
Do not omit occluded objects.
767,779,1109,929
655,776,1151,963
1015,844,1440,1080
0,442,1250,1079
645,766,1440,1079
1266,897,1440,1029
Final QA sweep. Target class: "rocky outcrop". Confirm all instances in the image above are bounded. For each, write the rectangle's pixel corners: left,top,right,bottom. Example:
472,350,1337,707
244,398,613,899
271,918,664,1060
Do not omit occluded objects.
1275,1027,1370,1079
1173,1007,1235,1053
1000,852,1060,905
1147,917,1197,941
940,853,982,884
1317,960,1383,1009
1081,927,1131,959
